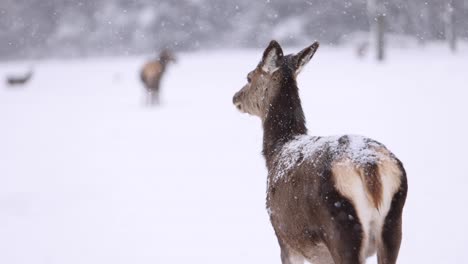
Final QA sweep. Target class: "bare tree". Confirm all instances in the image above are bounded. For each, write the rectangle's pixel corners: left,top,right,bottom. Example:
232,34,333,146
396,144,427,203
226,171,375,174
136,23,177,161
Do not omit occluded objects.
368,0,386,61
2,0,468,60
445,0,457,52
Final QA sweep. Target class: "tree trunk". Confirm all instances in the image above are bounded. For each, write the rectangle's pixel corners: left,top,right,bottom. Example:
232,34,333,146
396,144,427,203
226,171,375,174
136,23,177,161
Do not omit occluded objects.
445,0,457,52
368,0,386,61
376,14,385,61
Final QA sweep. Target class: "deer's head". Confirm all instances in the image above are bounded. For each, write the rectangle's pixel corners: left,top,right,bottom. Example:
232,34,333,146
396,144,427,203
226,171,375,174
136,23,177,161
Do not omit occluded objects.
232,40,319,118
160,49,177,64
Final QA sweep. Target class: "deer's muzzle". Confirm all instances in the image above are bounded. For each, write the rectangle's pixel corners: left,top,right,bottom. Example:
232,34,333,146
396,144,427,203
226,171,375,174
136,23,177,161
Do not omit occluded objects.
233,91,244,112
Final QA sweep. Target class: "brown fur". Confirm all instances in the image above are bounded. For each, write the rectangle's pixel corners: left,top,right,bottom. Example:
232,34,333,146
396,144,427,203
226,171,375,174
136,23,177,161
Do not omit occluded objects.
361,162,383,210
335,135,383,210
233,41,407,264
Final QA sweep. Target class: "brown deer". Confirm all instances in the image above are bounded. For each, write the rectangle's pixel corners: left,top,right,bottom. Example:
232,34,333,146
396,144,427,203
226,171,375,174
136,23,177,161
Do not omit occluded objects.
232,40,407,264
6,69,33,86
140,50,176,105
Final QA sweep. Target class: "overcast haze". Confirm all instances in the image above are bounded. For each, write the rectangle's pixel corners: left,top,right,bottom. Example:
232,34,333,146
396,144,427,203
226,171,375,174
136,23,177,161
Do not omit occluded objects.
1,0,468,60
1,1,468,264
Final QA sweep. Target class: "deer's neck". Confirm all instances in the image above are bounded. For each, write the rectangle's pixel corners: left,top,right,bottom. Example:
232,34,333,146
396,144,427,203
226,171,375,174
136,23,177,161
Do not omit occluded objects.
262,76,307,166
159,61,167,72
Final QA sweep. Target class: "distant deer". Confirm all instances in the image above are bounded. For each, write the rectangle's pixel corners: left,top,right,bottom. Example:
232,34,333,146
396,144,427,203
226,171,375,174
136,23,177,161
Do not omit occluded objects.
356,42,369,58
6,69,33,86
232,40,407,264
140,50,176,105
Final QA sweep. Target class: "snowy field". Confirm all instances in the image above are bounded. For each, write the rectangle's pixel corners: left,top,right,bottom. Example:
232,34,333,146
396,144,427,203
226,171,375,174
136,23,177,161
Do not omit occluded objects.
1,45,468,264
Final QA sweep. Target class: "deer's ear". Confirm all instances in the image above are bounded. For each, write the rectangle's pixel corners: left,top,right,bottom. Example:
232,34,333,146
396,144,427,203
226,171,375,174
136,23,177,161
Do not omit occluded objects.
260,40,283,74
294,42,319,75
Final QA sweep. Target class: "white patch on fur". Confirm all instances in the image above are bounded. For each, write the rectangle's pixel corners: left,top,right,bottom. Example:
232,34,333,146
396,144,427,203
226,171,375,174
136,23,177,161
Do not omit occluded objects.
262,50,280,73
332,159,402,260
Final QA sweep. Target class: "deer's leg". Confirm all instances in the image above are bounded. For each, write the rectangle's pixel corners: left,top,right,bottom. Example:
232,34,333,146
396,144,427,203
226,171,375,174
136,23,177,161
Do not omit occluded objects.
278,241,304,264
148,89,159,106
318,179,364,264
154,83,161,105
377,215,402,264
325,230,363,264
145,90,152,106
377,187,406,264
150,92,156,105
306,243,334,264
155,90,160,105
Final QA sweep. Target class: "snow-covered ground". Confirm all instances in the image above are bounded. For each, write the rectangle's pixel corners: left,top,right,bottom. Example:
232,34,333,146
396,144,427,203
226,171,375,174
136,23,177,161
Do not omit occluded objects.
1,45,467,264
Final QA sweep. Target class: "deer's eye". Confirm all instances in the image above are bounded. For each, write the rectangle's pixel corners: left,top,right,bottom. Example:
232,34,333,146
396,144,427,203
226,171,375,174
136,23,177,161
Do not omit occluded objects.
247,76,252,83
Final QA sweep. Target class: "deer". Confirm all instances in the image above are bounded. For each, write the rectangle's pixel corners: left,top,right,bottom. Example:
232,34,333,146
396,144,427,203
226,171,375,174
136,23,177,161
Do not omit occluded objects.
6,69,33,86
356,42,369,59
232,40,407,264
140,49,176,105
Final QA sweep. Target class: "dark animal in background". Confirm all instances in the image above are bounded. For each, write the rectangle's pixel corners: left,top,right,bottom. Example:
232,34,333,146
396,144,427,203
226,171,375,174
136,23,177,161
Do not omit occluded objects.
233,40,407,264
140,50,176,105
6,69,33,86
356,42,369,58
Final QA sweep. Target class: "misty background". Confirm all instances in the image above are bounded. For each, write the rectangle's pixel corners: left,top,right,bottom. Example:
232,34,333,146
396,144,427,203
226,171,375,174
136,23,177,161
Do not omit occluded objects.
2,1,468,264
1,0,467,60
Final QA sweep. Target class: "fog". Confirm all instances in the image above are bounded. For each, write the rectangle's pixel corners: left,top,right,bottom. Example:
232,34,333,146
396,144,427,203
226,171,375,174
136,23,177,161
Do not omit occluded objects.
1,0,467,60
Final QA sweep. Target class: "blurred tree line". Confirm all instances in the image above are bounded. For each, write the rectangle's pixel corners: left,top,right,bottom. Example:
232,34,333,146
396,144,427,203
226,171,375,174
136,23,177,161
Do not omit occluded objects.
0,0,467,60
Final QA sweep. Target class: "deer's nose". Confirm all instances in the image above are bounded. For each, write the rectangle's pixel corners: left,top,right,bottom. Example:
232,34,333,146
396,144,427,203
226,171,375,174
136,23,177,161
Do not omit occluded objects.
233,91,241,104
233,92,243,111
